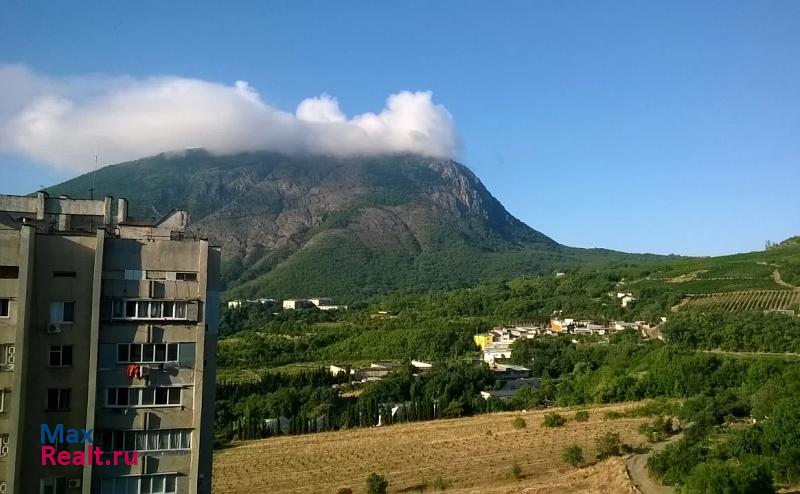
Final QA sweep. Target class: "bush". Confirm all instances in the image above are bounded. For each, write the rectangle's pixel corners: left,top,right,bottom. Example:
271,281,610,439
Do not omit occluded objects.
543,412,566,427
366,473,389,494
638,415,673,443
336,489,353,494
512,416,527,429
562,445,584,467
575,410,589,422
511,461,523,480
595,432,622,459
432,475,449,490
683,459,774,494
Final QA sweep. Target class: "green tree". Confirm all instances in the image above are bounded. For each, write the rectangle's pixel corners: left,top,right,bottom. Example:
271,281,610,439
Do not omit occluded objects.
543,412,565,427
595,432,622,459
366,473,389,494
683,459,774,494
562,445,584,467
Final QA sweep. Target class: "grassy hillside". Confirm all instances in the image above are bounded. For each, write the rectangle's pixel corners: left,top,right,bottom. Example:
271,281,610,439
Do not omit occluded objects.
213,403,648,494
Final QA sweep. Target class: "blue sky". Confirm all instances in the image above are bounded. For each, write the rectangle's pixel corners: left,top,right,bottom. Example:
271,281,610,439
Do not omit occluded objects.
1,0,798,255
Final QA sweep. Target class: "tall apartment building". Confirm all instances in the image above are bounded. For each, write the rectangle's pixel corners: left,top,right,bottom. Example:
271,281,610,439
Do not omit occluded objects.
0,192,219,494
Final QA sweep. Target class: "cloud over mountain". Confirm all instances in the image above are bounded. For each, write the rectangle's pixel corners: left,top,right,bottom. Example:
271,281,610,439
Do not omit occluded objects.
0,64,458,170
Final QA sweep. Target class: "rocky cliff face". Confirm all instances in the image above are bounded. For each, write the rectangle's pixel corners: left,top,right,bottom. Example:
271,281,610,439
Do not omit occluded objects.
49,150,570,299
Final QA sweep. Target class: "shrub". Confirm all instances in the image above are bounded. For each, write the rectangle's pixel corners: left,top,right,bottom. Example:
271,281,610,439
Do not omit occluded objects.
511,461,523,480
432,475,449,490
563,445,584,467
683,459,775,494
595,432,622,459
638,415,673,443
336,489,353,494
366,473,389,494
512,416,527,429
543,412,566,427
575,410,590,422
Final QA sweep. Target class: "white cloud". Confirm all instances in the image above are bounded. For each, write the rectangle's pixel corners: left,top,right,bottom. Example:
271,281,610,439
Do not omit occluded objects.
0,64,458,170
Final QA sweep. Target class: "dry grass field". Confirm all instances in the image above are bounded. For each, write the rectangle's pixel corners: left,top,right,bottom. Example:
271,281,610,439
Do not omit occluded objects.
213,403,650,494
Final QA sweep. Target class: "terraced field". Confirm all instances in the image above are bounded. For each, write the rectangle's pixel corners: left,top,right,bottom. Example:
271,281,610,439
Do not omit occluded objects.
679,289,800,312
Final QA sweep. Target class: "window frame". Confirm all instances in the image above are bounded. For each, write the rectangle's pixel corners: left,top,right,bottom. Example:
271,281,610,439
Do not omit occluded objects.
175,272,197,281
99,475,178,494
0,266,18,279
46,388,71,411
105,386,182,408
49,301,75,324
117,343,180,364
113,300,188,321
0,345,15,369
0,298,9,318
95,428,191,453
48,345,73,367
39,476,66,494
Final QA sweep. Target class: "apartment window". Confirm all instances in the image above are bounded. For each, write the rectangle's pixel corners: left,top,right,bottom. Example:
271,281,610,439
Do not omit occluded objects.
52,271,76,278
106,387,181,408
0,344,15,370
95,429,191,453
116,300,187,320
46,389,71,411
0,388,7,413
0,266,18,279
49,345,73,367
117,343,179,363
100,475,177,494
49,302,75,324
0,434,8,458
123,269,144,280
146,271,167,280
106,388,130,407
0,299,9,318
175,272,197,281
39,477,66,494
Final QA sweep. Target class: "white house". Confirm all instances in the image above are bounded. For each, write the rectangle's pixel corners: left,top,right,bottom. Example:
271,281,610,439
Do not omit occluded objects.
483,343,513,364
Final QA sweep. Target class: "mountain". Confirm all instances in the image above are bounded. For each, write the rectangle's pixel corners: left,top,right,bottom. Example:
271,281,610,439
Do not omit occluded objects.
49,150,662,300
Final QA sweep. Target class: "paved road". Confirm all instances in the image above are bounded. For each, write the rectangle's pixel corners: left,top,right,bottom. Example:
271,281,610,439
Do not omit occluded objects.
625,434,683,494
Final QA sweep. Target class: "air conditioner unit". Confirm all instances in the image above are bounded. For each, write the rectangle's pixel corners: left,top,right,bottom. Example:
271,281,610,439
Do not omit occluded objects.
47,324,62,334
67,478,81,489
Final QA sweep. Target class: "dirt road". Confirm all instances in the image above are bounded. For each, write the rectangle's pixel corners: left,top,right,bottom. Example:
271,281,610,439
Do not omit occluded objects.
625,434,683,494
772,269,797,289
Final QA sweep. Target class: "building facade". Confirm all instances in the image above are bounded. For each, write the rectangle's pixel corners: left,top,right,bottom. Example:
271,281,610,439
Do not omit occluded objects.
0,192,219,494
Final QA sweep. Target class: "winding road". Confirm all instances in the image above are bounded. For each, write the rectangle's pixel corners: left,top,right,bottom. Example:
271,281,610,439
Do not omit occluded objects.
625,433,683,494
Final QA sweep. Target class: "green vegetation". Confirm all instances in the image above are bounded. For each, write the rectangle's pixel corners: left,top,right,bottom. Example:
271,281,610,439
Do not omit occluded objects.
511,461,523,480
543,412,566,428
683,460,775,494
431,475,449,491
366,473,388,494
663,311,800,353
512,416,527,429
595,432,623,459
574,410,589,422
638,416,674,443
562,445,584,467
215,361,497,443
